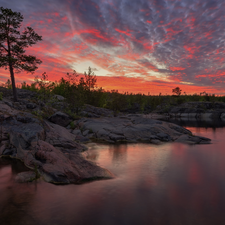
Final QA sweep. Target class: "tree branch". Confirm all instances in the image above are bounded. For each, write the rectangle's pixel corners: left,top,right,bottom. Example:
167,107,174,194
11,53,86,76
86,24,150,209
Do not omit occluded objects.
0,43,7,52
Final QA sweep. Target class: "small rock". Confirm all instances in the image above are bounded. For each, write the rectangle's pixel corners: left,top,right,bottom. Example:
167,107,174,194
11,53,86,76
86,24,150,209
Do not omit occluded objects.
52,102,67,110
53,95,65,101
109,133,125,142
83,130,89,136
75,135,90,143
175,134,211,144
221,113,225,119
26,103,37,109
48,111,73,127
87,133,95,139
15,171,37,183
4,101,13,107
72,129,82,135
150,139,161,144
2,148,17,156
13,102,22,109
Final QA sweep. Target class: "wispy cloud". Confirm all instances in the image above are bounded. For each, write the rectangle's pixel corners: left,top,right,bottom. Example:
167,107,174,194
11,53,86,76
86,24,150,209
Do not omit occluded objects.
1,0,225,94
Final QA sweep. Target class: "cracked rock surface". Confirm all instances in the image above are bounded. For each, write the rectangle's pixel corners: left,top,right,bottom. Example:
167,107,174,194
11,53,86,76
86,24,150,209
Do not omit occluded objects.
0,101,113,184
75,115,211,144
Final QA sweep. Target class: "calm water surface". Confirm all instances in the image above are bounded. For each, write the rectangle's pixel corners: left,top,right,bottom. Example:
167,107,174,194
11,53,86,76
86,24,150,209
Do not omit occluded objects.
1,122,225,225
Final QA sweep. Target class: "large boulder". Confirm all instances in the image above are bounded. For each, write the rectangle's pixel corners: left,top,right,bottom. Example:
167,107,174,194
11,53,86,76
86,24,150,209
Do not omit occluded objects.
0,101,113,184
75,115,211,144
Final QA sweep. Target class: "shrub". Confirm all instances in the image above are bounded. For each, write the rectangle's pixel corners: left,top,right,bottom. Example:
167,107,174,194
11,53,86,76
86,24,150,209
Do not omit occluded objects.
70,121,75,129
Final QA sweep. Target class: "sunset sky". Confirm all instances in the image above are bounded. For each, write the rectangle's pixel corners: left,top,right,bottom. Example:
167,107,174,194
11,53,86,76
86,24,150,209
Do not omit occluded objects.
1,0,225,95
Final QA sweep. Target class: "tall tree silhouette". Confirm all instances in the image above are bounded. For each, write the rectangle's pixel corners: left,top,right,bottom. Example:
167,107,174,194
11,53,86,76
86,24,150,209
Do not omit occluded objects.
0,7,42,101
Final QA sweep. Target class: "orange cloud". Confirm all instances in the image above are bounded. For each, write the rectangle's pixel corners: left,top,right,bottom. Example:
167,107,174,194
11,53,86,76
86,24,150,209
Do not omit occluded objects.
170,67,186,71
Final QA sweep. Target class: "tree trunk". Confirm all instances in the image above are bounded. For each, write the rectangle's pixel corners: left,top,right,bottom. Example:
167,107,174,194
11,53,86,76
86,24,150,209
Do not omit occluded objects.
9,61,18,102
7,35,18,102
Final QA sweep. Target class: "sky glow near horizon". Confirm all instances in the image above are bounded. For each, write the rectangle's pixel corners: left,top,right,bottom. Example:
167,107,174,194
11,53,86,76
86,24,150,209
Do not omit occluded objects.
1,0,225,95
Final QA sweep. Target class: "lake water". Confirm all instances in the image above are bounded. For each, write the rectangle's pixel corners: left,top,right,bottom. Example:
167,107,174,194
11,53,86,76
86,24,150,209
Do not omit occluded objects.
1,120,225,225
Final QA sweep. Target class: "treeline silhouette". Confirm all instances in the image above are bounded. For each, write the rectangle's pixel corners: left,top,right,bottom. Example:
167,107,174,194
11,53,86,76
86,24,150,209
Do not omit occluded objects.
2,68,225,115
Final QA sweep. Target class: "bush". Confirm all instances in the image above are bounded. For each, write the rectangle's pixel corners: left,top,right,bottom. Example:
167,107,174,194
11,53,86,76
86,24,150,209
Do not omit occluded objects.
19,69,225,115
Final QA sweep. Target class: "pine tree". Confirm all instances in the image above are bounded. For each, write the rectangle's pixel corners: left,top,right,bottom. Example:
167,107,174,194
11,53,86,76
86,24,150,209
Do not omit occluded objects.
0,7,42,101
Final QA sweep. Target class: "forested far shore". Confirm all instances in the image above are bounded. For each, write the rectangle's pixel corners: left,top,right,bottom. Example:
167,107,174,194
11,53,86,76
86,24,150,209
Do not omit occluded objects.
1,69,224,116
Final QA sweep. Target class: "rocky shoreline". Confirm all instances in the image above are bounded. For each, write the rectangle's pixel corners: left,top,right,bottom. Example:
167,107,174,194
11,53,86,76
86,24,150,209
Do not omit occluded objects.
0,89,213,184
0,101,114,184
155,101,225,120
73,116,210,145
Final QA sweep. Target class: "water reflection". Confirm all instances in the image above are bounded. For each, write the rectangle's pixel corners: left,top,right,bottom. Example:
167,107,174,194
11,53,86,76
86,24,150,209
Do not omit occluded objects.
1,125,225,224
0,158,37,225
109,144,127,163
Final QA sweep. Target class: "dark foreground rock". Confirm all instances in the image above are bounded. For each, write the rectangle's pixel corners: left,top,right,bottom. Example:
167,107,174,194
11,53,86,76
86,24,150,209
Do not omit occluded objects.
0,98,211,185
0,101,113,184
48,111,73,127
75,115,211,144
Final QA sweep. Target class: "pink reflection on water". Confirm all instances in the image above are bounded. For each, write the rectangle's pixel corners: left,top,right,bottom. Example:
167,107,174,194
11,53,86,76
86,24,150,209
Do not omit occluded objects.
1,127,225,224
188,161,203,185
